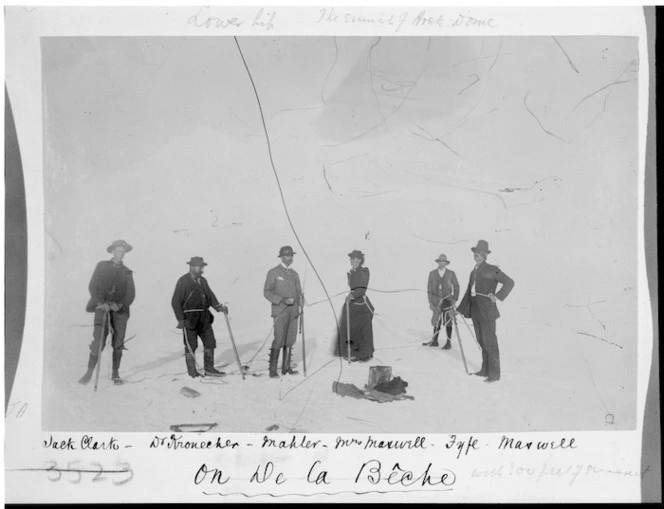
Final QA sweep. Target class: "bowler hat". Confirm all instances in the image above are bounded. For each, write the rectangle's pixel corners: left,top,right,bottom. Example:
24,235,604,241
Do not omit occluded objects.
187,256,208,267
347,250,364,259
278,246,296,257
106,239,133,253
471,240,491,254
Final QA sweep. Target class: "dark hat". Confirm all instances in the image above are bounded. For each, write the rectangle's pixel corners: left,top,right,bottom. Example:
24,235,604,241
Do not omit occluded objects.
435,253,450,264
471,240,491,254
347,250,364,259
278,246,296,257
106,239,133,253
187,256,208,267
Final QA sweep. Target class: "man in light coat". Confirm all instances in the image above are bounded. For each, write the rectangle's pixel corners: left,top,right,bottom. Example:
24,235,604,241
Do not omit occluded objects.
263,246,304,378
425,253,460,349
457,240,515,383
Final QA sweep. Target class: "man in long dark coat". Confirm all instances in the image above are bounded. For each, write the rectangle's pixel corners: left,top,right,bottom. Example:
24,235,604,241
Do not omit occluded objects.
457,240,515,383
79,239,135,386
171,257,228,378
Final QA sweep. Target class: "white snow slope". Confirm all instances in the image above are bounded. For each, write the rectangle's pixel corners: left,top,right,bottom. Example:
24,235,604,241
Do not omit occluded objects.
41,36,639,433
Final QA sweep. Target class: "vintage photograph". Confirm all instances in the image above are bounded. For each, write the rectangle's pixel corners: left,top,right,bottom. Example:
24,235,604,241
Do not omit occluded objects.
40,35,639,433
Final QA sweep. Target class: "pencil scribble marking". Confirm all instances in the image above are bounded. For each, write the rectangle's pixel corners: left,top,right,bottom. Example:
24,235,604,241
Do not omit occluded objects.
45,228,64,254
499,176,562,193
578,332,622,350
411,234,470,245
572,59,637,112
326,39,429,147
458,74,480,95
322,165,334,193
489,38,502,72
523,92,567,142
321,36,339,104
552,36,580,74
412,125,462,158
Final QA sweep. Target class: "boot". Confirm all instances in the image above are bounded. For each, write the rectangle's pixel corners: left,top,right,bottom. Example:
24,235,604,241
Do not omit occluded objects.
423,327,440,346
204,349,226,376
269,349,280,378
281,347,299,375
442,339,452,350
111,350,124,385
78,354,99,385
185,351,201,378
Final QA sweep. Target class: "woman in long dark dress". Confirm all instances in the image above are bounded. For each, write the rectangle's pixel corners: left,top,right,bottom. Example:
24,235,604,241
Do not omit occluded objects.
336,250,375,362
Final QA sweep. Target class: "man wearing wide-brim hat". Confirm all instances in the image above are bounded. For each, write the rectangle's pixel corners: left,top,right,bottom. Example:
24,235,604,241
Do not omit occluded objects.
171,257,229,378
78,240,136,386
263,246,304,378
457,240,515,383
424,253,460,350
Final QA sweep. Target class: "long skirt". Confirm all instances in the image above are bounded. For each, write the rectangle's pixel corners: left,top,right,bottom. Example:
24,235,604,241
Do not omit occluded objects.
334,297,375,359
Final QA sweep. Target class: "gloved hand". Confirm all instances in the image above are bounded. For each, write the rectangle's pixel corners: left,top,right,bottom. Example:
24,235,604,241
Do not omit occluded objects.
109,302,122,312
96,302,110,312
176,320,185,329
284,298,295,306
216,304,229,314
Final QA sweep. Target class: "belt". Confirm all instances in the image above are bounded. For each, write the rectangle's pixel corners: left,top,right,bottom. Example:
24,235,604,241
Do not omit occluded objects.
184,309,206,313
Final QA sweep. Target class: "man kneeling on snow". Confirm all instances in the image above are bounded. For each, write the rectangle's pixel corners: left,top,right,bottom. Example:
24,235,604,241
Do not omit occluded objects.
171,257,229,378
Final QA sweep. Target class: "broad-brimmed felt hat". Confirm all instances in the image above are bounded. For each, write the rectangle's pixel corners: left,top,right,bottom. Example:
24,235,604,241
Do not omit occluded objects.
347,250,364,259
187,256,208,267
471,240,491,254
435,253,450,264
107,239,133,253
278,246,296,257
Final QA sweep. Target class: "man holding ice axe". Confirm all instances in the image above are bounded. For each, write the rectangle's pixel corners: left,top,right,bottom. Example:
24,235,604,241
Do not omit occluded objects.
79,240,135,387
424,253,460,349
171,257,228,378
263,245,304,379
457,240,515,383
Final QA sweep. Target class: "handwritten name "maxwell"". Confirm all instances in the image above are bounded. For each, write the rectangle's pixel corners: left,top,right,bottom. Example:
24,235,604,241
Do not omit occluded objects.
498,435,577,451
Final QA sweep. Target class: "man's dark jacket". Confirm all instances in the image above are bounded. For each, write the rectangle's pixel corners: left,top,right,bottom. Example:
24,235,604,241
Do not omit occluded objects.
85,260,135,314
457,261,514,320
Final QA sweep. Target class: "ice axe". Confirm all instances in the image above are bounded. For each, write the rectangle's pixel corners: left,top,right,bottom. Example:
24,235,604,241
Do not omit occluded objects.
93,307,110,392
223,313,245,380
450,308,470,375
345,300,351,364
299,307,307,376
